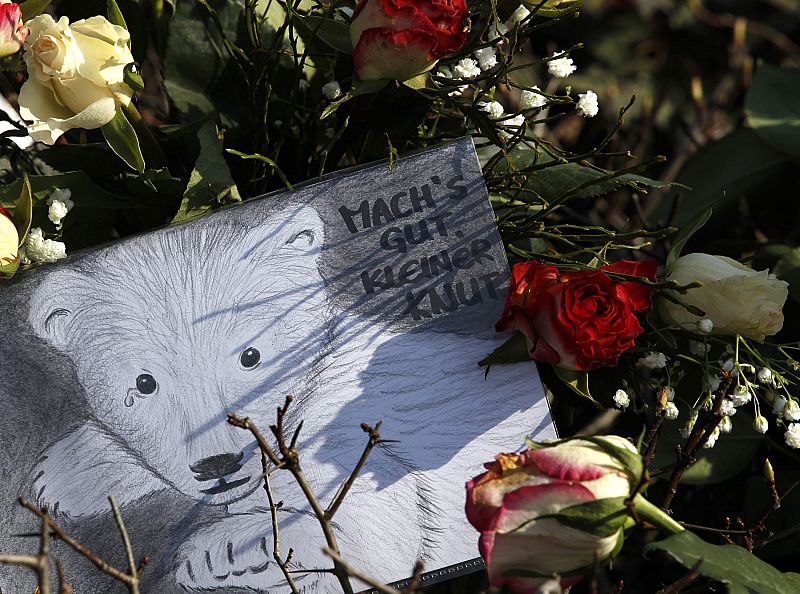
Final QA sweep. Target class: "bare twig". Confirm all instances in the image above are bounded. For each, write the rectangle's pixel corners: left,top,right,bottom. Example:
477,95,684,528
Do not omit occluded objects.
326,421,383,520
322,547,403,594
655,559,703,594
229,397,355,594
0,513,51,594
55,560,72,594
662,375,732,510
262,451,300,594
18,498,143,594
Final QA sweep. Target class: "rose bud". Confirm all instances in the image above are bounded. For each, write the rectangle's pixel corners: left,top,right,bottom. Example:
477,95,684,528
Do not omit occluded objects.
349,0,469,82
0,1,27,58
496,260,657,371
0,206,19,267
659,253,788,341
19,14,135,144
466,436,651,593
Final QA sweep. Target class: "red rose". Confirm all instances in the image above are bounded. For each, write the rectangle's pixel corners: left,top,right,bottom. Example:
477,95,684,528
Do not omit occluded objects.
0,2,27,59
497,260,657,370
350,0,468,82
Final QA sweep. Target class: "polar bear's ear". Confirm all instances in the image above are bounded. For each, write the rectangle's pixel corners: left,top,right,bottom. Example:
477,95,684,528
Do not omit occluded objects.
280,204,325,255
27,269,84,351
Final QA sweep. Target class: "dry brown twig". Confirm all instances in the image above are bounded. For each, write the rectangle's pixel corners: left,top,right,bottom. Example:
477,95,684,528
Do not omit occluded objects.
229,395,423,594
0,496,147,594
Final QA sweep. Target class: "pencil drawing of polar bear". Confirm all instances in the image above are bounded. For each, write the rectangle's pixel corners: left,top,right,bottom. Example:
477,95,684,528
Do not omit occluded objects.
26,201,554,592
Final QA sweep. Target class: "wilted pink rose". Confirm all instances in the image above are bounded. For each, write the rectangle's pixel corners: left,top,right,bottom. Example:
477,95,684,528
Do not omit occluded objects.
0,1,28,58
350,0,469,81
465,436,639,593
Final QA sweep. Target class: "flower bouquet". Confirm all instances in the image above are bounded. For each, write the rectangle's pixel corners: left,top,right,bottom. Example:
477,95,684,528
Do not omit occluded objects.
1,0,800,593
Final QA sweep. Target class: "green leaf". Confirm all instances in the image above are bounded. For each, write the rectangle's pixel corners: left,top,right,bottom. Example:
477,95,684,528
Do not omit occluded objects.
163,0,248,126
174,117,241,224
645,531,800,594
403,73,430,90
649,128,792,227
666,207,712,271
478,332,530,367
506,149,672,204
123,64,145,93
773,247,800,304
101,107,145,173
525,0,583,17
13,173,32,248
746,63,800,157
553,366,600,407
18,0,51,20
651,410,762,485
107,0,128,29
543,496,628,537
301,15,353,54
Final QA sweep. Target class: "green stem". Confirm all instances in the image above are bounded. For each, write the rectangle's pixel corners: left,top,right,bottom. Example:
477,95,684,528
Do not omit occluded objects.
121,101,168,170
633,493,684,535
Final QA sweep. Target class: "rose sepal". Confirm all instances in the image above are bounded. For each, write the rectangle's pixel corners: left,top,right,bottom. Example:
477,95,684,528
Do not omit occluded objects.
301,14,353,54
106,0,128,30
18,0,51,21
535,496,630,538
579,436,645,486
101,106,145,173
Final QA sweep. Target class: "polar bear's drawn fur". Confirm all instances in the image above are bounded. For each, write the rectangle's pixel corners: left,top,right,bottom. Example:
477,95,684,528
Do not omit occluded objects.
27,202,554,592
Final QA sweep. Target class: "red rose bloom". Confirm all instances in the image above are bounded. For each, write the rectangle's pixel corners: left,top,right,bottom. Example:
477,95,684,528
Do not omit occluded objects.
497,260,657,370
350,0,468,82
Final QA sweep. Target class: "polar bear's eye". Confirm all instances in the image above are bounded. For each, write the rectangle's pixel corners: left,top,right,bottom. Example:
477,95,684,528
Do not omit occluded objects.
240,347,261,369
136,373,158,395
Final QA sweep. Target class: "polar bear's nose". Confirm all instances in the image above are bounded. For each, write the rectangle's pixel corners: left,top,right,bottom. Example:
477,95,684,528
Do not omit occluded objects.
190,452,244,480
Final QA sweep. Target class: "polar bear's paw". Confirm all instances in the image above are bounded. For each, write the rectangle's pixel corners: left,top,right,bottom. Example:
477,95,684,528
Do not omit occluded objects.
175,513,304,592
31,453,111,518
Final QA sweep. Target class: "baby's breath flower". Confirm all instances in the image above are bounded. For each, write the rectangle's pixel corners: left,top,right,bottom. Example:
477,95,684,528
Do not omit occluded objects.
474,46,497,71
784,400,800,422
322,80,342,101
721,400,737,417
773,394,788,414
719,416,733,433
47,200,69,225
757,368,773,385
703,426,721,449
664,386,675,402
520,86,547,109
754,415,769,434
730,384,752,407
697,318,714,334
637,351,667,369
664,402,679,420
721,358,734,372
548,53,576,78
576,90,599,117
784,423,800,449
454,57,481,78
26,227,66,263
707,374,722,392
613,389,630,409
479,100,505,119
690,340,711,356
499,114,526,140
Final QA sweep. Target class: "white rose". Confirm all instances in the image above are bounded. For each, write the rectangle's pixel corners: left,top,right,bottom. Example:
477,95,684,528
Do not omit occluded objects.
19,14,135,145
659,253,788,341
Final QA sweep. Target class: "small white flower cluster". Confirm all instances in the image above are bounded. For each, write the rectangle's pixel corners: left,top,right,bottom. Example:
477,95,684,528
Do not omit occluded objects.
786,423,800,449
25,227,66,263
613,389,630,409
576,90,599,118
321,81,342,101
520,86,547,109
47,188,73,225
548,53,576,78
637,351,668,369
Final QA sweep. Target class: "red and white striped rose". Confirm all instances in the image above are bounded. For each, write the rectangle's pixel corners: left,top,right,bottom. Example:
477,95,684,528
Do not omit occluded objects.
465,436,640,593
349,0,468,82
